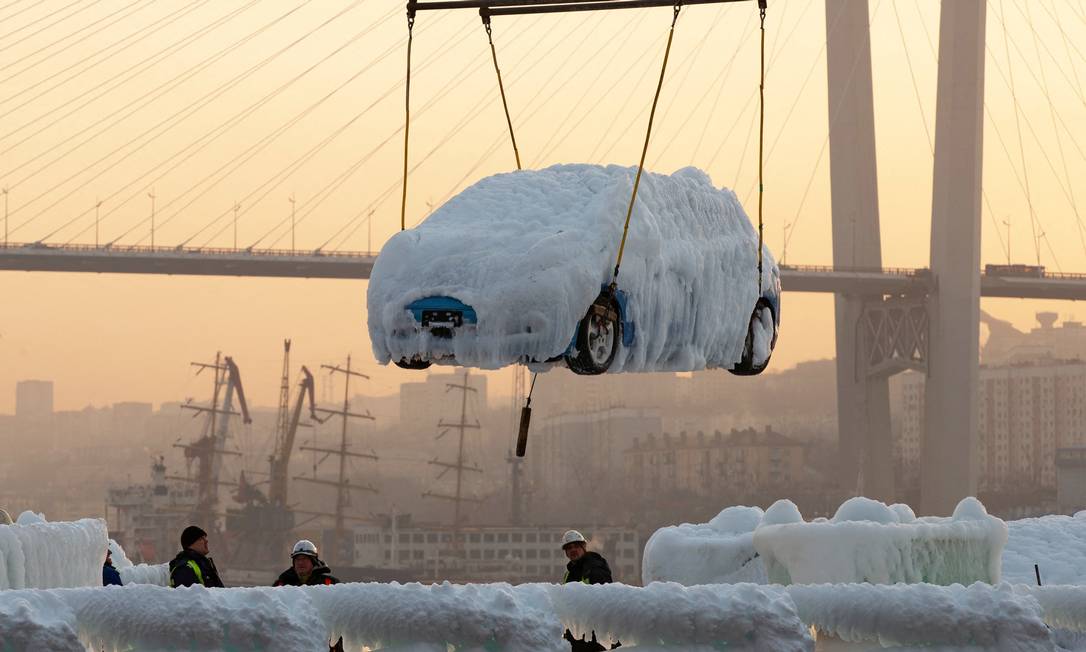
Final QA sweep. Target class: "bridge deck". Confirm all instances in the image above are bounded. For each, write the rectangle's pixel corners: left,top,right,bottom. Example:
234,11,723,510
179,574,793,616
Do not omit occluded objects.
2,244,1084,300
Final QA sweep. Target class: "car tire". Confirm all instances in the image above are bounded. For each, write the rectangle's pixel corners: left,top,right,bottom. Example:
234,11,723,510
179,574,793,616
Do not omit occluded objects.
566,293,620,375
395,357,432,370
729,299,777,377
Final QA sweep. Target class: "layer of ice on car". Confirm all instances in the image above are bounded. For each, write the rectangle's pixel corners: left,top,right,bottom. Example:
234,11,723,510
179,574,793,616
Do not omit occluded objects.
368,164,776,372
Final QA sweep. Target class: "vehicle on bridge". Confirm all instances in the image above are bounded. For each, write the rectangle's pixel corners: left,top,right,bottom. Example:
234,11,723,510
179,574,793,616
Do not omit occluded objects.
367,164,780,375
984,263,1046,278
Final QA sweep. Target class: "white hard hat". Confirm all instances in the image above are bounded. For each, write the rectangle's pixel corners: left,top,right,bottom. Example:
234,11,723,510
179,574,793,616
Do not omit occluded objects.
561,530,587,547
291,539,318,559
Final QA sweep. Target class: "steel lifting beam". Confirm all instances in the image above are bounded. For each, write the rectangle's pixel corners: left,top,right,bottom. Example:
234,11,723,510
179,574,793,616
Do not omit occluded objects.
408,0,759,17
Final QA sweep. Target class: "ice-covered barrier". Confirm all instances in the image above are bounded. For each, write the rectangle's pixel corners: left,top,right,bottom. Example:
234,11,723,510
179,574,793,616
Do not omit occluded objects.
641,506,766,584
108,539,169,586
753,497,1007,585
0,581,814,651
549,581,811,651
0,515,107,589
1003,512,1086,586
788,582,1054,650
309,582,561,650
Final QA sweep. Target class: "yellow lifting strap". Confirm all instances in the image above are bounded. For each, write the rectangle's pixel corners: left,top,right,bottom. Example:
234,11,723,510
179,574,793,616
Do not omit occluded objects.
611,2,682,288
401,11,416,232
757,0,766,294
483,12,522,170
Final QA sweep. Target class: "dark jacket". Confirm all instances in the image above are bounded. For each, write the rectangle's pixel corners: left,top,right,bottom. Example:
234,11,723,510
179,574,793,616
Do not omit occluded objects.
563,551,613,585
273,561,340,587
102,561,123,586
169,548,225,588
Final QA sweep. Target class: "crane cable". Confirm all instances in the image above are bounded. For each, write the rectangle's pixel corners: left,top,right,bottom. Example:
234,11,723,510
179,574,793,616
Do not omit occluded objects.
401,9,415,231
757,0,766,294
610,1,682,290
483,10,522,170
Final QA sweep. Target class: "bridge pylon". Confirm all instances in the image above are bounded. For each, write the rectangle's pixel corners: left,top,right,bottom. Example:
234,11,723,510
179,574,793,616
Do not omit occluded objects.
826,0,894,502
921,0,986,515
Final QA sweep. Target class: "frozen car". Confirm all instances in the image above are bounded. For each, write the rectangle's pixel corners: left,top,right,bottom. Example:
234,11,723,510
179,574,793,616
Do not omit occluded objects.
367,164,780,375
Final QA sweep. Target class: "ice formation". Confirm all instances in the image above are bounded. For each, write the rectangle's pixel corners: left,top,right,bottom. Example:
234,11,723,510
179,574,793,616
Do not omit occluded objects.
788,582,1054,650
0,516,107,589
0,581,816,651
1003,512,1086,586
108,539,169,586
641,506,766,584
644,497,1011,587
309,582,561,650
753,497,1007,585
550,581,811,650
368,164,778,372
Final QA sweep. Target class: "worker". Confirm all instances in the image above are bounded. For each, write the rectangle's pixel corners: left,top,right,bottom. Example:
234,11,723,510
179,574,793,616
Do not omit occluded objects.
169,525,224,588
102,548,122,586
273,539,340,587
561,530,613,585
273,540,343,651
560,530,620,650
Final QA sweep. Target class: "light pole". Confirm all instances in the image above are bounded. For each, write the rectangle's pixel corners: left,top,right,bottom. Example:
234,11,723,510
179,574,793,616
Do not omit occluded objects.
233,202,240,249
367,208,375,254
2,187,8,247
95,198,102,247
148,190,156,248
782,221,793,265
288,194,296,254
1002,218,1010,264
1036,231,1045,267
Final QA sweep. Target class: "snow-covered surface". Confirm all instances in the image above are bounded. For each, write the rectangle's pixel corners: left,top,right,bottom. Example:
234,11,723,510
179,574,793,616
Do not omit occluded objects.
0,516,106,589
754,497,1007,585
788,583,1054,650
550,581,811,650
310,582,561,651
0,581,816,651
642,506,766,584
368,164,777,372
1003,512,1086,586
108,539,169,586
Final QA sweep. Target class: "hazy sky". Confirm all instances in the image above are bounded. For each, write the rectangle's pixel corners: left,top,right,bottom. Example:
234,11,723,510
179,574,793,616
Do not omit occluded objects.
2,0,1085,412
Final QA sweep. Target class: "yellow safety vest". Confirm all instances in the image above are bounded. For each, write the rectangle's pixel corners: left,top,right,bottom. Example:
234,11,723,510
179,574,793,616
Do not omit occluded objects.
169,560,204,587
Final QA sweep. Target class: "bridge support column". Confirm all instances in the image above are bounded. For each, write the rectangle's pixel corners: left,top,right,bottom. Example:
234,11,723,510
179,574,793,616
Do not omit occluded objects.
826,0,894,501
922,0,986,515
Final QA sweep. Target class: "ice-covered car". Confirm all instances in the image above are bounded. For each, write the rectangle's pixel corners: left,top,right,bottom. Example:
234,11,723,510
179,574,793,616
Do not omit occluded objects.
367,164,780,375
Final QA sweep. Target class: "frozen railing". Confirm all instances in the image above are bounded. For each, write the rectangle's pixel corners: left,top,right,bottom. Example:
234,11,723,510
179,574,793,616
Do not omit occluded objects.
0,515,106,590
6,581,1086,651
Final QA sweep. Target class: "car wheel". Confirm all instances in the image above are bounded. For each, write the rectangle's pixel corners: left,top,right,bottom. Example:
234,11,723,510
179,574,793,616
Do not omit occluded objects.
566,293,620,375
729,300,777,377
395,357,432,370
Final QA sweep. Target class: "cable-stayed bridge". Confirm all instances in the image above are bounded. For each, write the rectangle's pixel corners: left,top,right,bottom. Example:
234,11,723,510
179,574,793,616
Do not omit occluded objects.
4,0,1086,513
4,242,1086,301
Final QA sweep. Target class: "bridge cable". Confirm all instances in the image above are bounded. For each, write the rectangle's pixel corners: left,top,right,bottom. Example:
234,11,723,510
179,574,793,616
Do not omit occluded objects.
98,6,406,247
0,0,96,52
1,0,253,171
1000,0,1042,266
532,10,648,167
780,0,881,259
318,14,565,250
400,9,415,232
1023,0,1086,261
423,13,613,229
0,0,150,77
482,11,521,170
251,14,494,250
20,0,355,241
192,13,467,249
610,2,683,289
